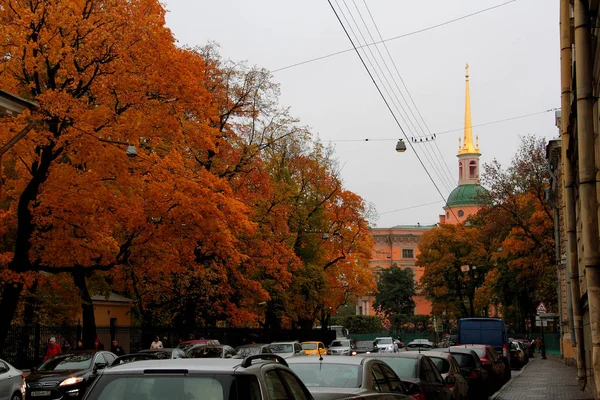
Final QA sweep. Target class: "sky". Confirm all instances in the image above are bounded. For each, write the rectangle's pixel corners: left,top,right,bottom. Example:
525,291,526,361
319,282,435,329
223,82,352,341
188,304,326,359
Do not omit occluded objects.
161,0,560,227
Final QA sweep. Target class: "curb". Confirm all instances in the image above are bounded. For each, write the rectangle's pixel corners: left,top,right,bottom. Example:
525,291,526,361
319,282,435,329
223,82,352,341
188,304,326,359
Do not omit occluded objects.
490,358,534,400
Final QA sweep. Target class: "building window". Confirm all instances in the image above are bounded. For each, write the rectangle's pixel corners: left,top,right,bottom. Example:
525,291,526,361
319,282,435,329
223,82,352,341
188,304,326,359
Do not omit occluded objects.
469,161,477,178
458,210,464,217
402,249,414,258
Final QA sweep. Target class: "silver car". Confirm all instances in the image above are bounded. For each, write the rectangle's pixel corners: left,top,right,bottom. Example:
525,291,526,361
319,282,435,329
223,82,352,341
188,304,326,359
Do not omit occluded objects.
326,339,356,356
287,355,412,400
0,359,25,400
80,355,313,400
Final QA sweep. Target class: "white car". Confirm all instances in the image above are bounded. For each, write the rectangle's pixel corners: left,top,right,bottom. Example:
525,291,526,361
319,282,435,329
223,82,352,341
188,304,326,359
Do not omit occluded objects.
374,337,397,353
268,341,306,358
0,358,25,400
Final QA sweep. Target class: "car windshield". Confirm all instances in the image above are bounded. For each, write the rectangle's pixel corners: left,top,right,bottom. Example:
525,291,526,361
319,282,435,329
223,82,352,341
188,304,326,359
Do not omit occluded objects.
38,353,93,371
376,338,392,345
270,344,293,353
429,357,450,374
330,341,350,347
112,355,156,366
289,363,360,388
234,347,257,357
470,348,485,357
301,343,317,350
377,357,418,379
92,374,243,400
188,348,224,358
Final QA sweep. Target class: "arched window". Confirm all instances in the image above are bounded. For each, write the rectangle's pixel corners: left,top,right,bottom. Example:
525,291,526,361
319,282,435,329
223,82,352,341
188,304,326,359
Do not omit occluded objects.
469,161,477,178
459,161,463,180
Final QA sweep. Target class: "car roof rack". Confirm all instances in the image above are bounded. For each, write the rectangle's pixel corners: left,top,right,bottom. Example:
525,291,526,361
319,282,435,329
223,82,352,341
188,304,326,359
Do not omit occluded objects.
240,354,288,368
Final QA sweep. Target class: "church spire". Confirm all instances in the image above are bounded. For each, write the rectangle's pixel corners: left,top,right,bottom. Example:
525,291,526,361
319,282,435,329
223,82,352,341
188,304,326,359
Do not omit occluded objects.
458,64,479,156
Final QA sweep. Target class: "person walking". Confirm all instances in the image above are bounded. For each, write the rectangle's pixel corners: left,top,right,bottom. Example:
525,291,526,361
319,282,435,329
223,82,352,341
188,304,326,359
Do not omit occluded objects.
62,339,73,353
76,340,85,350
150,336,163,349
110,339,126,356
43,337,62,361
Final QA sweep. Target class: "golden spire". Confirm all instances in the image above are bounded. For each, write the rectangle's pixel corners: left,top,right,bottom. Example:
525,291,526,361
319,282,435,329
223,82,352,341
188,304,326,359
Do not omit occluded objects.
458,63,479,155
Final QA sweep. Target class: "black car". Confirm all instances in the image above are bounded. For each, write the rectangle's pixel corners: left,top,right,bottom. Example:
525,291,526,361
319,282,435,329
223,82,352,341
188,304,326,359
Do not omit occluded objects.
354,340,379,354
26,351,116,400
432,347,489,400
361,352,453,400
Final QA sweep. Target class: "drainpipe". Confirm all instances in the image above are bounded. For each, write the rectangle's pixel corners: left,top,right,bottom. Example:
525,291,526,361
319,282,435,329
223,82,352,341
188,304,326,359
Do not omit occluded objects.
574,0,600,394
561,0,586,384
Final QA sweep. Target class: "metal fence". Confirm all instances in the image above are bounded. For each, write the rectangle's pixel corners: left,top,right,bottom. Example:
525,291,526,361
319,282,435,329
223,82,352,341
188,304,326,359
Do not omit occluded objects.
2,324,335,369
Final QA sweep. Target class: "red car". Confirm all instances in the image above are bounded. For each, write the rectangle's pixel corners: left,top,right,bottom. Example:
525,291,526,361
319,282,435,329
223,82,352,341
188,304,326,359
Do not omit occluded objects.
450,344,507,394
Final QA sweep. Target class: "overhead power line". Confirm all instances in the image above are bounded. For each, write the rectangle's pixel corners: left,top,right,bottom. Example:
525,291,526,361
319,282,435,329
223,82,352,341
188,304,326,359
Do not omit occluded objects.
323,107,559,143
273,0,517,73
379,200,445,216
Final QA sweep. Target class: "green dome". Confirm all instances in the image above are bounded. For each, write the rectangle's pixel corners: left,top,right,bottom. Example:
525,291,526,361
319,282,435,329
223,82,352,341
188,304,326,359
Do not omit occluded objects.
446,184,487,207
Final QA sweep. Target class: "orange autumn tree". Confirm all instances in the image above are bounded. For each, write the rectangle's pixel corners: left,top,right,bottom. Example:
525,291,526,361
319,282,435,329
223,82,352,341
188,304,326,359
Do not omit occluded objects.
417,223,492,318
475,135,556,329
0,0,255,348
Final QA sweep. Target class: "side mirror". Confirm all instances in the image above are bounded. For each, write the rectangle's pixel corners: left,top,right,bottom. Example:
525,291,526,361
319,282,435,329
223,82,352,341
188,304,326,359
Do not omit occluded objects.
94,362,108,370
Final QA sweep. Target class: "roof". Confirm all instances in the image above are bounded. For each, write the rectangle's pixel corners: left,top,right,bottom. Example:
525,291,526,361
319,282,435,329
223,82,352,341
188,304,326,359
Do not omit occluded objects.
104,359,244,374
446,184,488,207
286,356,365,365
360,352,422,359
91,292,132,303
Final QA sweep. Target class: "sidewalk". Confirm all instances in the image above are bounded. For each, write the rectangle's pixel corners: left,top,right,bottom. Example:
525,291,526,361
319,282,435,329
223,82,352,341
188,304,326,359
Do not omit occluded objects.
493,355,594,400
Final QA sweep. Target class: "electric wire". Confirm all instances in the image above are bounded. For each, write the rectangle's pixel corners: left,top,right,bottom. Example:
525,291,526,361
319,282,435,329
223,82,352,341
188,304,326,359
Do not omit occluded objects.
273,0,517,73
351,0,455,191
333,0,455,194
325,0,462,223
379,200,444,216
360,0,456,188
324,107,559,142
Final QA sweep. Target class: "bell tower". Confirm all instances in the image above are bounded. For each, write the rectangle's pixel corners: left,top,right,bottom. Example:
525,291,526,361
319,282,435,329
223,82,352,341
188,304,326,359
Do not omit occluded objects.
457,64,481,186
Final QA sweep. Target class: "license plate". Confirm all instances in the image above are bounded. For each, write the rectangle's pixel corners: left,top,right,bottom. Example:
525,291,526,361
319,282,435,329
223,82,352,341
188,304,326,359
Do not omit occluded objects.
31,391,51,397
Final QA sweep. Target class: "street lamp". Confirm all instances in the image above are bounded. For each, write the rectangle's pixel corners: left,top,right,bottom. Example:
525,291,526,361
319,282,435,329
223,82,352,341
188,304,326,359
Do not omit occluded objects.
395,139,407,153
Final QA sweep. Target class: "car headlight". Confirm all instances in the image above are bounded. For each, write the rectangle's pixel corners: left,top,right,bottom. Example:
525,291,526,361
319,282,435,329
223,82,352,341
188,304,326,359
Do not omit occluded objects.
60,377,84,386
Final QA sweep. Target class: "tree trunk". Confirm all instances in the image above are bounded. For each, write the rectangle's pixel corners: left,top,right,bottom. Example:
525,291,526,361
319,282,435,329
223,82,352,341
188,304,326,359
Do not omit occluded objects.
0,284,24,355
72,268,97,349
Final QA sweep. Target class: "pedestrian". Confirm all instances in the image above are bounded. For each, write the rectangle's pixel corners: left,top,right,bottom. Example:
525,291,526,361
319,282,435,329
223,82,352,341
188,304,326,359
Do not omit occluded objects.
43,337,62,361
76,340,85,350
62,339,73,353
162,336,170,348
535,337,542,353
188,333,195,340
110,339,126,356
150,336,163,349
94,337,105,351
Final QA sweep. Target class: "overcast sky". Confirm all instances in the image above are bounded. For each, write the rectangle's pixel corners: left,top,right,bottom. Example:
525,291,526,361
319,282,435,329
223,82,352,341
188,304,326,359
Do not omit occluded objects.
162,0,559,227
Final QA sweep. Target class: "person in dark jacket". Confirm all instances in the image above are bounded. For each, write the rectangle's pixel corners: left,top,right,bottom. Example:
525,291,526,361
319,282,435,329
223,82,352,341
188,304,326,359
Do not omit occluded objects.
110,339,126,356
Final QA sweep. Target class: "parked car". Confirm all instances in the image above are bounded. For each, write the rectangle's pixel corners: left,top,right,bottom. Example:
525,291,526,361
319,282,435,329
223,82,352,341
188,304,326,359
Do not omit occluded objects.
269,341,306,358
326,339,356,356
405,339,435,351
301,341,327,357
186,344,239,359
421,351,469,400
110,353,159,367
354,340,379,354
175,338,220,353
0,358,25,400
450,344,506,393
80,354,314,400
432,347,489,400
361,352,453,400
456,317,511,381
26,351,116,400
374,337,397,353
511,338,534,358
509,341,527,368
139,348,187,359
287,354,412,399
235,344,273,358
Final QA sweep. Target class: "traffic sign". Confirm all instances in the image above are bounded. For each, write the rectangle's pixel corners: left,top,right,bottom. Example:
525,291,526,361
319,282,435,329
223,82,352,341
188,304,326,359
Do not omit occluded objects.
536,302,547,313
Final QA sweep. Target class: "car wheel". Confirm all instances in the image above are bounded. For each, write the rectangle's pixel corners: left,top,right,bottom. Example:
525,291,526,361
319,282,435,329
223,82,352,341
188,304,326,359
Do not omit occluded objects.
10,392,21,400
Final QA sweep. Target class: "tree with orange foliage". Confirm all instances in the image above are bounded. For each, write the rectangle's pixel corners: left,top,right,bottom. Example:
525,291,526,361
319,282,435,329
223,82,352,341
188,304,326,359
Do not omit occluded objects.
474,135,556,330
418,223,492,318
0,0,255,348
